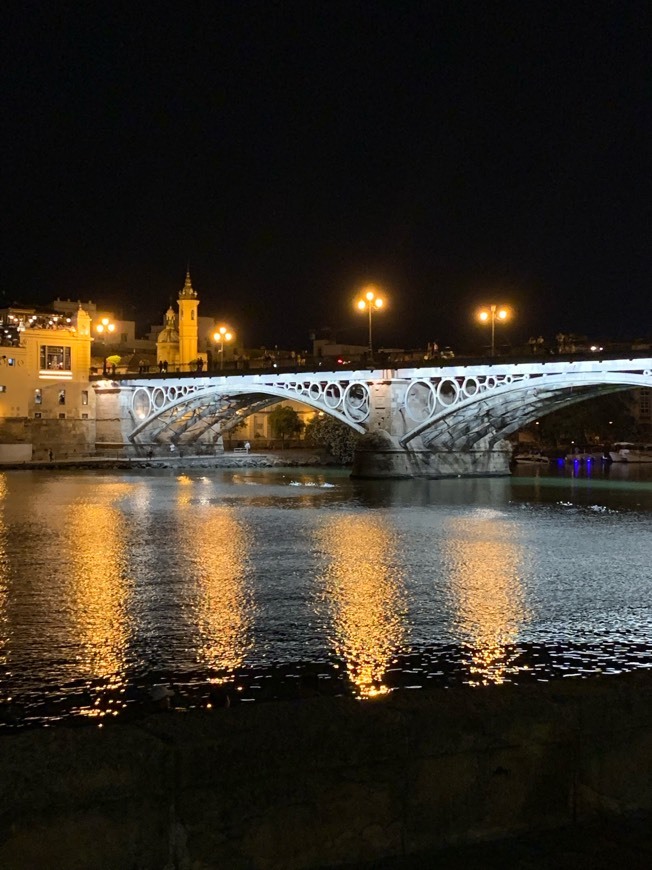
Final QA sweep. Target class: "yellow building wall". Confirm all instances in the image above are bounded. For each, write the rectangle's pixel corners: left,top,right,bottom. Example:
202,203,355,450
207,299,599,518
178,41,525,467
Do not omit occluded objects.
0,314,95,461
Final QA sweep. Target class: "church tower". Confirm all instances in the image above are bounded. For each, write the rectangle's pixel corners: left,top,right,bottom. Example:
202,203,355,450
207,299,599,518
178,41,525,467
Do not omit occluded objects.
177,269,199,370
157,306,180,368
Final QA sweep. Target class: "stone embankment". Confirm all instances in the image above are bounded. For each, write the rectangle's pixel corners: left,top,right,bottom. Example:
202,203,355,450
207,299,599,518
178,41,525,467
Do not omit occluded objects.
1,673,652,868
0,449,338,472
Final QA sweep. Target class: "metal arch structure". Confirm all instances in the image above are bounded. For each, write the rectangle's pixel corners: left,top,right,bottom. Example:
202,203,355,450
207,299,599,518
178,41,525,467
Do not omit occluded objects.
120,373,373,446
398,358,652,450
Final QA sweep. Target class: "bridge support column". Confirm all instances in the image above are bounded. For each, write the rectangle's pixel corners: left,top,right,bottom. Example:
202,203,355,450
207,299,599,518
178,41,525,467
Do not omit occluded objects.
351,434,512,479
352,379,512,479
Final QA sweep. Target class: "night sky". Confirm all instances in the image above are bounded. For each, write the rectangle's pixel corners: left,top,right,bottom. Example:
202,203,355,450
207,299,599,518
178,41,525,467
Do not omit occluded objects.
3,1,651,351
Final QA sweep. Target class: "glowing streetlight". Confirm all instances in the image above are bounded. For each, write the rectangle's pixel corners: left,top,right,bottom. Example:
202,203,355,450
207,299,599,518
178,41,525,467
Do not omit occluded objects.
95,317,116,374
477,304,510,357
355,286,385,360
213,325,234,370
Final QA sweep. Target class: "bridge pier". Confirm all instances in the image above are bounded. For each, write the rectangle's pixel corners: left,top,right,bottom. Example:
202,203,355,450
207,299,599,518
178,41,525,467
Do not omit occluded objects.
351,432,512,479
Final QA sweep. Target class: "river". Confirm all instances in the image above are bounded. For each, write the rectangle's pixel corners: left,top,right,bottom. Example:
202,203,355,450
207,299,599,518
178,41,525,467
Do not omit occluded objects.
1,461,651,728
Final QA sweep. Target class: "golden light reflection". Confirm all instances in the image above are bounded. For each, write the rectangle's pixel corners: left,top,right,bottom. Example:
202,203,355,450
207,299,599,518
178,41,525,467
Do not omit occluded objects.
317,516,406,698
176,494,253,676
66,498,133,713
446,515,529,684
0,476,8,689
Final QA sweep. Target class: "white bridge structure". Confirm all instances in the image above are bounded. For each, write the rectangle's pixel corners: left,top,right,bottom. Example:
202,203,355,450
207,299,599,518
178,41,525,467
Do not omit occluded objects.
94,355,652,478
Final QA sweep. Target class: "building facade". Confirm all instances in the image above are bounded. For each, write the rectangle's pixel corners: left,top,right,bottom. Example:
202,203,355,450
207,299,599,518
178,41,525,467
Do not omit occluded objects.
0,305,95,461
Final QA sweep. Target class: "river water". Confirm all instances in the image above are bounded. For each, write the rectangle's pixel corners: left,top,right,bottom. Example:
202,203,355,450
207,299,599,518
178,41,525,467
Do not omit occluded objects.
1,461,651,728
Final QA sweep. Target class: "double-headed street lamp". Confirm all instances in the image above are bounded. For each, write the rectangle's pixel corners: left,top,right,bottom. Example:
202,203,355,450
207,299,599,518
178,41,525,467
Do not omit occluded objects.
477,304,510,357
213,325,234,370
355,286,385,361
95,316,116,374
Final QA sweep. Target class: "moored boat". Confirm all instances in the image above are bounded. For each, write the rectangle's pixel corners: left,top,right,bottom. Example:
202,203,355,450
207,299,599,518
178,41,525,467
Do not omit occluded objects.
565,448,606,463
513,452,550,465
608,442,652,463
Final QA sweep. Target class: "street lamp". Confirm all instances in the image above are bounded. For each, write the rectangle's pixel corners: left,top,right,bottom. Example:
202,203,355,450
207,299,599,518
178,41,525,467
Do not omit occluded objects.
477,304,510,357
355,286,384,361
95,317,116,374
213,325,234,370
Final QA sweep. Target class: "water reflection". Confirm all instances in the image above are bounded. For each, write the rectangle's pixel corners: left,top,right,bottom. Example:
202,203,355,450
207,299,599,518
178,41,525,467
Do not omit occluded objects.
318,516,406,697
446,512,529,684
175,490,253,677
0,476,8,686
67,497,132,715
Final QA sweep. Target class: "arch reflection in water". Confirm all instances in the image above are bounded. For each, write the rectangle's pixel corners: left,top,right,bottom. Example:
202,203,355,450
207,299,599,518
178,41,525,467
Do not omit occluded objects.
175,491,253,678
446,513,529,684
317,516,407,697
67,497,133,715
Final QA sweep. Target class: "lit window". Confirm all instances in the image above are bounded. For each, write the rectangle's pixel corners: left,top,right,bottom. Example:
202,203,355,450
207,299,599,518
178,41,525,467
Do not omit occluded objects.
81,390,88,405
40,345,71,370
35,389,42,405
58,390,65,405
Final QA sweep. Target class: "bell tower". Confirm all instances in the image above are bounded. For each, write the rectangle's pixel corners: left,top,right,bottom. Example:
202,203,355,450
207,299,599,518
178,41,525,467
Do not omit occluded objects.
177,269,199,370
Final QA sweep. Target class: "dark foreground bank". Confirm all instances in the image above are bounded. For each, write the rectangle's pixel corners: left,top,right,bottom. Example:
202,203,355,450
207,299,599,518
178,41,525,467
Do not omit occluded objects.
1,673,652,869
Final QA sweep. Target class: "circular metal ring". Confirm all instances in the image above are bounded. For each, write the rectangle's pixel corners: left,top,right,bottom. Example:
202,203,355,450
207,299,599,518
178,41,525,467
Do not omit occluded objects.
343,382,370,422
461,377,479,398
436,378,460,406
404,379,437,422
132,388,151,420
323,382,342,409
152,388,166,409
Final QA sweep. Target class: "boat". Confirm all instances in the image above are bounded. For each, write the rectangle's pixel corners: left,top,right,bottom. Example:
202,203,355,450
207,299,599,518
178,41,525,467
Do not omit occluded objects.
513,452,550,465
564,448,607,463
608,442,652,463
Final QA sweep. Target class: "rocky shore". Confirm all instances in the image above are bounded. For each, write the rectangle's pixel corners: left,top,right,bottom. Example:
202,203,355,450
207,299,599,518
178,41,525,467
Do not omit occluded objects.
0,448,341,472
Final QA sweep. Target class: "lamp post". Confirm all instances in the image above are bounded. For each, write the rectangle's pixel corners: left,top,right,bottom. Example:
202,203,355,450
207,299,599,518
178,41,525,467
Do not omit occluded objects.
213,325,234,370
355,286,384,361
95,317,116,374
477,304,510,357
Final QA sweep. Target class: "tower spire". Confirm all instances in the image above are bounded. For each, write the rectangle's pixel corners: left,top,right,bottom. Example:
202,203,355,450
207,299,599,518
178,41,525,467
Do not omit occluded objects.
180,267,196,299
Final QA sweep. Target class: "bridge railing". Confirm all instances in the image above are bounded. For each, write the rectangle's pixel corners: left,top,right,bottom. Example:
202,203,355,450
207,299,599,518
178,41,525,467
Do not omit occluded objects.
90,348,652,381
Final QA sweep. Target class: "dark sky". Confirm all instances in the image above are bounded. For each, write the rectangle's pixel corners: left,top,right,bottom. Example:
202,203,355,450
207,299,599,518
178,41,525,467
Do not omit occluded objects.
2,1,651,350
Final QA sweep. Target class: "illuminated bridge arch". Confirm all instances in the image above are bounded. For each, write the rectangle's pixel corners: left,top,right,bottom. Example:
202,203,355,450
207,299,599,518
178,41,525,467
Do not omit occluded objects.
400,366,652,450
124,376,372,446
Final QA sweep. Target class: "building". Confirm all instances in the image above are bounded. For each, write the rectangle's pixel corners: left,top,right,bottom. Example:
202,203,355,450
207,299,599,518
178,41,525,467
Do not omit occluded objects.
0,305,94,461
156,270,212,372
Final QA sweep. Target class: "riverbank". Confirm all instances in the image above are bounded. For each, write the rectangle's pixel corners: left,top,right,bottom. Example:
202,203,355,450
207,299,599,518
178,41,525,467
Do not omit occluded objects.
1,672,651,868
0,447,341,472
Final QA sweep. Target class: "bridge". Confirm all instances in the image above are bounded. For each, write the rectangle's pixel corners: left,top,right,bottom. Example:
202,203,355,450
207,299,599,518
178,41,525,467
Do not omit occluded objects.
93,354,652,478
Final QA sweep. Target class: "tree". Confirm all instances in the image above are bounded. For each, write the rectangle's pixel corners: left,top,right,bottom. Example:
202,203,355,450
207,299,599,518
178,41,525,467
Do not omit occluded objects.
268,406,304,446
535,392,639,447
304,414,360,464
